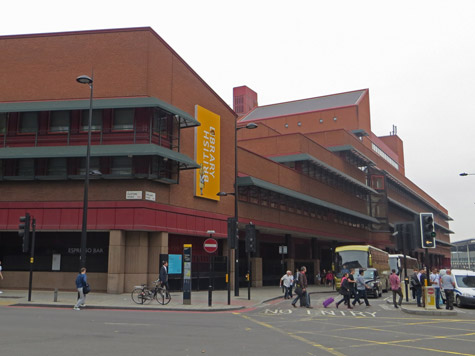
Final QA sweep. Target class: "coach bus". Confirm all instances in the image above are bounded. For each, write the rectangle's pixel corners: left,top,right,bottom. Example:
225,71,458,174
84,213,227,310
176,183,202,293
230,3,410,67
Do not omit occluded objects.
389,254,419,280
334,245,391,296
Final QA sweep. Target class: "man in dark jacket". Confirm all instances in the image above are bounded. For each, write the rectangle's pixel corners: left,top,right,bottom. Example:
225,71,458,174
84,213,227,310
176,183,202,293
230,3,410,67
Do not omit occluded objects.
159,261,169,291
411,268,422,307
291,266,312,308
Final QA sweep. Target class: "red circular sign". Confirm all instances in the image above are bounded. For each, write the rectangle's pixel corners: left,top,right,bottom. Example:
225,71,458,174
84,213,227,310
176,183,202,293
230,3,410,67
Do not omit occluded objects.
427,289,434,295
204,238,218,253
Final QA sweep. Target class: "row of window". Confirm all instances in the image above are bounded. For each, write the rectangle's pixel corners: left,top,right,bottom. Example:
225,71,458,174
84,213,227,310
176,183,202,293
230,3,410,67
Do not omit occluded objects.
283,160,369,200
0,156,175,181
238,185,371,230
0,108,177,137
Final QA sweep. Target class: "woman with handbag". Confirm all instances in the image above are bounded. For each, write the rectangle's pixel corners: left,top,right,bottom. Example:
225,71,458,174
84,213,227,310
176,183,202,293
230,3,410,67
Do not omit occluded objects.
336,272,353,309
73,267,88,311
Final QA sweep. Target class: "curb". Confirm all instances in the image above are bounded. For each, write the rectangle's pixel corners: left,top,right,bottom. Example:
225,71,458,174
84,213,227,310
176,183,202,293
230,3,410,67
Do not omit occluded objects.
401,306,457,316
11,303,245,312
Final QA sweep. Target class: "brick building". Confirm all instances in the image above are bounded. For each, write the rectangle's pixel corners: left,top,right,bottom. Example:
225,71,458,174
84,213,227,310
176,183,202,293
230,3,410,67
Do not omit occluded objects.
0,27,452,293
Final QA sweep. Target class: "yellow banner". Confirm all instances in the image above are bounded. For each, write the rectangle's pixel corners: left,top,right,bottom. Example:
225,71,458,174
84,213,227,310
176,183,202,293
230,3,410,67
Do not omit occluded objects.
195,105,220,200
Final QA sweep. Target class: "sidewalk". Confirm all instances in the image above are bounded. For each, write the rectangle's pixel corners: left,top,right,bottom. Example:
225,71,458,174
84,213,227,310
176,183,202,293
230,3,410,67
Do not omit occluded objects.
385,296,458,316
0,285,336,312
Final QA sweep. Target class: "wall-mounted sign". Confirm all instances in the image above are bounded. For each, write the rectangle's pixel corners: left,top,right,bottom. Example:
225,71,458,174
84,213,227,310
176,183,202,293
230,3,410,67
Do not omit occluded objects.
145,191,156,201
195,105,220,201
126,191,143,200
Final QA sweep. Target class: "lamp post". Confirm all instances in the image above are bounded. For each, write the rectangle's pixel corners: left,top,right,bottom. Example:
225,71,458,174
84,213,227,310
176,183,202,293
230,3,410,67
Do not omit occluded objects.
76,74,93,269
217,121,258,300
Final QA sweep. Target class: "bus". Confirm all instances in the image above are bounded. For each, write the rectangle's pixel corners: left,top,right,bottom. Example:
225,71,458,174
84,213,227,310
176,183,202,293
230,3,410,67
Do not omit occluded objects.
389,254,419,281
334,245,391,295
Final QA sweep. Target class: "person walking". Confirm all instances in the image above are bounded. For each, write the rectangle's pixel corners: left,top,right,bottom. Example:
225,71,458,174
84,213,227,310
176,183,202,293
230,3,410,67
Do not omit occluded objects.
419,267,427,307
0,260,4,294
430,268,442,309
280,270,294,299
440,269,456,310
291,266,312,308
73,267,87,311
389,269,403,308
348,268,357,301
352,269,371,307
336,272,352,309
159,261,169,291
411,268,422,307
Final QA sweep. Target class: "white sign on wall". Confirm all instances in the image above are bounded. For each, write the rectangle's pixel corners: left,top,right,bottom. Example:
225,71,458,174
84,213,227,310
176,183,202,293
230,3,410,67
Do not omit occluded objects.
145,191,156,201
126,191,143,200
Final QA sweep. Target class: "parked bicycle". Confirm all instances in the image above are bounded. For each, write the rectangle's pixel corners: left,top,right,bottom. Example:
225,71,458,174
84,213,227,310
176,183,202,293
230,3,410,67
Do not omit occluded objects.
131,280,171,305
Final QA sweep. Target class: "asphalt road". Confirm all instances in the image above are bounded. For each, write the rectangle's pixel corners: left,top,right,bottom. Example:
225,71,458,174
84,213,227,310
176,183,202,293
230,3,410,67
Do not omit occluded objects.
1,294,474,356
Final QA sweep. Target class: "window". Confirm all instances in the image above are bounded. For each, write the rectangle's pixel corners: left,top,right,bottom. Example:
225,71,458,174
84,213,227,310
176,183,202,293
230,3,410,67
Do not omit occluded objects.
19,112,38,133
0,113,6,134
81,109,103,131
111,156,132,175
50,111,70,132
17,159,34,176
48,158,67,176
113,108,134,130
79,157,100,176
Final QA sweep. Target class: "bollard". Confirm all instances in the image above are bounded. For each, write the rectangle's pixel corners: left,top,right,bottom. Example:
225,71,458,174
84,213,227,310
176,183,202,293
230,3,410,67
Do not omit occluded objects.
53,288,58,302
208,284,212,307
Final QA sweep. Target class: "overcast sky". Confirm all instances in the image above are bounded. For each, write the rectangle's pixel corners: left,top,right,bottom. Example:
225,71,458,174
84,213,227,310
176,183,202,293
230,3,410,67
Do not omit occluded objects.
2,1,475,242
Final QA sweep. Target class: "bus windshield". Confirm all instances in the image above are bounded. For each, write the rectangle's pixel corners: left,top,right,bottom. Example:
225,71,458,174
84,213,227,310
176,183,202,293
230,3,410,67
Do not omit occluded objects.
336,250,368,276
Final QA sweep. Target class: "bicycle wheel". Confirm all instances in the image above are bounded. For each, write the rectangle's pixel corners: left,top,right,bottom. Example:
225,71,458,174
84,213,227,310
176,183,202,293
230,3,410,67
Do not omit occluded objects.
131,288,147,305
155,288,171,305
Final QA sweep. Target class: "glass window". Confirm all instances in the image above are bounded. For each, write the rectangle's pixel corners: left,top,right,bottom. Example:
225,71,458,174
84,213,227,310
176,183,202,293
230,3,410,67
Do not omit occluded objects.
81,109,103,131
113,109,134,130
17,159,34,176
19,112,38,133
0,113,6,134
50,111,70,132
111,156,132,175
79,157,100,176
48,158,67,176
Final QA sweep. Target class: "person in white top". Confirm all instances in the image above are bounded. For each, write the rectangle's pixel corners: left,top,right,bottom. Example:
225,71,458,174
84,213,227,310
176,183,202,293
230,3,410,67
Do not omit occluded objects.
280,270,294,299
430,268,441,309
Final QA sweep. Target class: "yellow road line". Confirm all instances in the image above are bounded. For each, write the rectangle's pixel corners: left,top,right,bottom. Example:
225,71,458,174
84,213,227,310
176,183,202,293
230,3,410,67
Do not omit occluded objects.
236,313,346,356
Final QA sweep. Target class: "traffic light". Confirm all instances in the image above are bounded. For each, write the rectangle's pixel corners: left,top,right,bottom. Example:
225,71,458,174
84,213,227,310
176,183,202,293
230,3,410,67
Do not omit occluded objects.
227,217,238,249
420,213,436,248
245,223,257,254
19,213,31,253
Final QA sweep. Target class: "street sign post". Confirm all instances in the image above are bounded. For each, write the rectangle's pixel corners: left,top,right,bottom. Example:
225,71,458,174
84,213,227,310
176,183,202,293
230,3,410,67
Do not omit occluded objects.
204,236,217,307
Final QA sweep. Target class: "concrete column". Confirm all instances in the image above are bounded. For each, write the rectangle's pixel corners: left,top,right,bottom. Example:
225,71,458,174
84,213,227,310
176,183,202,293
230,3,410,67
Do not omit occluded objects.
107,230,126,294
124,231,149,293
148,231,168,285
251,257,262,287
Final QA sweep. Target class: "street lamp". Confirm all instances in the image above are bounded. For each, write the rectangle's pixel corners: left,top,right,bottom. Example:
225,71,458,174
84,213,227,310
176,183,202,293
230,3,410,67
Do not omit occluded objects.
76,74,93,269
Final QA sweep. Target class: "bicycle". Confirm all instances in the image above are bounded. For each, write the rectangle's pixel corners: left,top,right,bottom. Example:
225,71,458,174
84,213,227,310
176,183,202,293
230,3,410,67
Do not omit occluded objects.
131,280,171,305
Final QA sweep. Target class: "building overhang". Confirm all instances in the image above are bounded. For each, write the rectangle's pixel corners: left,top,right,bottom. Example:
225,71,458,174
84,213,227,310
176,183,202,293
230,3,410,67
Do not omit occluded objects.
269,153,377,194
0,144,200,170
327,145,376,167
0,97,200,128
238,175,379,224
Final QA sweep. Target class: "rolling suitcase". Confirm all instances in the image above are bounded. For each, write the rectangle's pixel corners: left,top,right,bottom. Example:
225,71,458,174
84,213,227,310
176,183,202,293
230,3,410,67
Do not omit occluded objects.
323,297,334,308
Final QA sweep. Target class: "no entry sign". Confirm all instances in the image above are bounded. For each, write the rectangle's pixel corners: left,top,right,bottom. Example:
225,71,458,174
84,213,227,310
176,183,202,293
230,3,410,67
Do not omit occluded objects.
204,238,218,253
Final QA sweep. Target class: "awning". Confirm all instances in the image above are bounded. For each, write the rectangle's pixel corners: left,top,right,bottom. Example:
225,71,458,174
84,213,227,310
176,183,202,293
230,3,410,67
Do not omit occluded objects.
327,145,376,167
388,198,454,234
238,175,379,224
0,97,199,128
0,144,200,170
435,239,455,247
269,153,377,194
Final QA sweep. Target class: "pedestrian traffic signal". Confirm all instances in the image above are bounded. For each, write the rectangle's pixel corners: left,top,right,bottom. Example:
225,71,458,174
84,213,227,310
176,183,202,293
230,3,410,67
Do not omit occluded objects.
420,213,436,248
227,217,238,249
19,213,31,253
245,223,257,254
